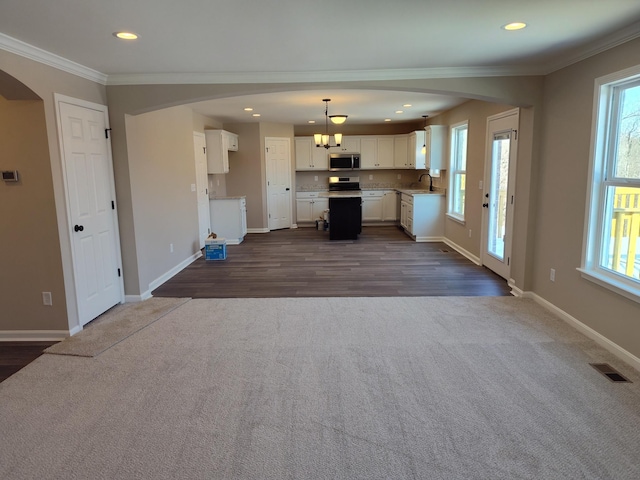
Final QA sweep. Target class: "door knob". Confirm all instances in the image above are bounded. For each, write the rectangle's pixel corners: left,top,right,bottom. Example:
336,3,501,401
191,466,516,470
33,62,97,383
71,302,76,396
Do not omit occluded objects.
482,203,489,208
74,225,84,232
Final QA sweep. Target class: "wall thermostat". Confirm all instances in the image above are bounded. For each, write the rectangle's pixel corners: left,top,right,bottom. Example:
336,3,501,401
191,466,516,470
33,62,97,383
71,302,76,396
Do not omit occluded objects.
2,170,19,182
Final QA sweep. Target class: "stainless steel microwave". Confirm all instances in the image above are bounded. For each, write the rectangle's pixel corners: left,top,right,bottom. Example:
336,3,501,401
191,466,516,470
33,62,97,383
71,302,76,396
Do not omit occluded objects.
329,153,360,171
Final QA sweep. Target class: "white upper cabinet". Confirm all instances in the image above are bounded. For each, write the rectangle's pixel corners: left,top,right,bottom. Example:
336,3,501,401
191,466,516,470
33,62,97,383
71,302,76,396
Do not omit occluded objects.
408,131,424,169
424,125,448,171
326,135,360,154
376,136,395,168
360,137,377,169
295,137,329,170
205,129,239,174
394,135,409,168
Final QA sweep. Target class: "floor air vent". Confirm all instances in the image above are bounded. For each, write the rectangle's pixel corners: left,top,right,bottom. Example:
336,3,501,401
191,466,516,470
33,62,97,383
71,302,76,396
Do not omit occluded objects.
590,363,632,383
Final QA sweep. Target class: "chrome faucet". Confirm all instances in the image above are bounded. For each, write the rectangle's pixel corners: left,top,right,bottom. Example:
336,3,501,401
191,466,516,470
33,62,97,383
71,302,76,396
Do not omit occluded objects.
418,173,433,191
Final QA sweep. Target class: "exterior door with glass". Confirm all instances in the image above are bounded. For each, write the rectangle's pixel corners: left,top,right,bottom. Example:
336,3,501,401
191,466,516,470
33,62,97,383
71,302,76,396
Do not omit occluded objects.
482,109,519,280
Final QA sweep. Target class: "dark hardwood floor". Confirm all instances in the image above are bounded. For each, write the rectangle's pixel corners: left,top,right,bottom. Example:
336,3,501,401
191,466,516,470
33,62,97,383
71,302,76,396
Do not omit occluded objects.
0,342,56,383
152,226,512,298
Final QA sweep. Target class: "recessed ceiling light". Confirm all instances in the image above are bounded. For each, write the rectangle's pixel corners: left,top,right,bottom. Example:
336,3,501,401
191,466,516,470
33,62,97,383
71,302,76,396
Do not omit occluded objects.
252,113,261,117
384,118,392,122
244,107,253,111
395,110,404,114
308,120,315,124
503,22,527,31
403,104,412,108
113,31,139,40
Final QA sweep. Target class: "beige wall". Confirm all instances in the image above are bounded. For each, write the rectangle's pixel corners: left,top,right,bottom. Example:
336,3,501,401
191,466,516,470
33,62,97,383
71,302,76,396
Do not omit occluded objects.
533,37,640,358
430,100,516,257
0,50,106,335
0,97,68,331
124,105,219,296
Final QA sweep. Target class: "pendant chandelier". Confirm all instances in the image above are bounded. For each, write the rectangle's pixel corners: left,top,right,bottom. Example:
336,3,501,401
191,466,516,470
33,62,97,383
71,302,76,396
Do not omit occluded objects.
314,99,348,149
421,115,429,154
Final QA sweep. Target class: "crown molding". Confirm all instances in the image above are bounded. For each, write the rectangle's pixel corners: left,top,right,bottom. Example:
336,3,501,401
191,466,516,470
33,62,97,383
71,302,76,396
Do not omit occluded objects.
105,65,542,86
0,32,107,85
543,20,640,74
3,19,639,87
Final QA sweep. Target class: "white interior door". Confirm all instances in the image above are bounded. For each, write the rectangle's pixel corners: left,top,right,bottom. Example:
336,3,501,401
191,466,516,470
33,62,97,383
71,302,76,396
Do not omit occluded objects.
481,109,519,280
194,132,210,248
57,99,123,326
266,137,292,230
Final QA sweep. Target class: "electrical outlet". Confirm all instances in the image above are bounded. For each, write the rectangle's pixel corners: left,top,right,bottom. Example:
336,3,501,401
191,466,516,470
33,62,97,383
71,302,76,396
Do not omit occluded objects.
550,268,556,282
42,292,52,306
479,180,483,189
170,243,174,253
314,176,318,181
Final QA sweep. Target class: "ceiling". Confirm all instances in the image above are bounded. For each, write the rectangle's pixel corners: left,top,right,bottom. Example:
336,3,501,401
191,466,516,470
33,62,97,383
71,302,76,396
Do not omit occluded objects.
2,0,640,125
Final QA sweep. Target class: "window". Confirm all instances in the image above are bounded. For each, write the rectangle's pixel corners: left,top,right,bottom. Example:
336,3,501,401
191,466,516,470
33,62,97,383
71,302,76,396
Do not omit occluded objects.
581,67,640,303
448,121,468,222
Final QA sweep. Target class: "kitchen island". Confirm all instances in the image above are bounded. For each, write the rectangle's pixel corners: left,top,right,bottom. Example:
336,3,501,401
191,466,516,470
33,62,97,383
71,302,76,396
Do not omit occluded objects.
319,191,363,240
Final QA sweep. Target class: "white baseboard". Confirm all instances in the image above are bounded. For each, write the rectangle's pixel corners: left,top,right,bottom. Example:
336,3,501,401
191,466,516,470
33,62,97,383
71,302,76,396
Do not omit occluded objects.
137,251,202,300
508,279,523,297
442,238,481,265
247,228,269,234
525,291,640,372
0,330,70,342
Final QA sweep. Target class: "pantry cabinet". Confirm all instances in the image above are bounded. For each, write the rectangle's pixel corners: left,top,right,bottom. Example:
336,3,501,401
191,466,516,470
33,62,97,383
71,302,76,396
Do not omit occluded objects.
205,129,238,174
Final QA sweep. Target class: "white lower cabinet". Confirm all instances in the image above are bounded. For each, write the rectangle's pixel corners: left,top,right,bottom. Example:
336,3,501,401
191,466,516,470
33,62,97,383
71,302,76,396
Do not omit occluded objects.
362,190,398,222
209,196,247,244
400,193,444,241
362,191,384,221
382,190,398,221
296,192,328,223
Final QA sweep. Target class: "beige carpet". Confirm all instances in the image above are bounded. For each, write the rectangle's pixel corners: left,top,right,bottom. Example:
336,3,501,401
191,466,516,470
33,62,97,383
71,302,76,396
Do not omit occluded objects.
2,296,639,479
44,297,190,357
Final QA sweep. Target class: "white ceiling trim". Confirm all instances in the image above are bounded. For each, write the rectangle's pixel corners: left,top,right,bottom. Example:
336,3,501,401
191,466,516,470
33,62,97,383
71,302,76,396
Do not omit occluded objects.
0,32,107,85
543,20,640,74
104,66,541,86
2,20,640,88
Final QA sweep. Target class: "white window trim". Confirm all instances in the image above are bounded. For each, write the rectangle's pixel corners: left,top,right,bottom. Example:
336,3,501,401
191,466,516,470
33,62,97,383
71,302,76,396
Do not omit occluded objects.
580,64,640,304
448,120,468,223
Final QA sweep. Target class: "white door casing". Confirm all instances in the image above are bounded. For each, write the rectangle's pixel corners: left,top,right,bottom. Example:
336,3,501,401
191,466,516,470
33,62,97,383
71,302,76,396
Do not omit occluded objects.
481,108,519,280
194,132,210,248
55,96,124,327
266,137,292,230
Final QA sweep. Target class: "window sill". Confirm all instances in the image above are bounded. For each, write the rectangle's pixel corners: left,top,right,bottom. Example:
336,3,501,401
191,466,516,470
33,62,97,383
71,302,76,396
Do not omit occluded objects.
446,213,465,225
577,267,640,305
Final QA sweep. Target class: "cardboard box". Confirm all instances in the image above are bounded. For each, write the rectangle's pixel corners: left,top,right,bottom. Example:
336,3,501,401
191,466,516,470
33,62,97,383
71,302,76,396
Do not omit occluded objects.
205,237,227,260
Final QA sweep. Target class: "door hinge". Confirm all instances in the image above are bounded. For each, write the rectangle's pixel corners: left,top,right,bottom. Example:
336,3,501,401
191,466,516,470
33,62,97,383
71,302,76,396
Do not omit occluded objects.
203,147,206,154
105,128,112,139
111,200,115,210
513,129,518,140
117,268,121,277
507,257,510,266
